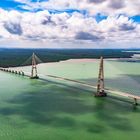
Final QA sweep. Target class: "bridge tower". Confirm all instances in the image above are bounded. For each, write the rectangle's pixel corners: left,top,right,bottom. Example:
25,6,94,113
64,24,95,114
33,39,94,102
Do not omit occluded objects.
95,56,107,97
30,53,39,79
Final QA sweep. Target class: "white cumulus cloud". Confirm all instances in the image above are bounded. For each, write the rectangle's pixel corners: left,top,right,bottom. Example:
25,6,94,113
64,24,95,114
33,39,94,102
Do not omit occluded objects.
0,0,140,48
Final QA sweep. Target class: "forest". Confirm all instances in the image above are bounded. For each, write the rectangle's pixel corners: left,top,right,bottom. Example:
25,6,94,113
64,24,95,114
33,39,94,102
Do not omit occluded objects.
0,48,139,67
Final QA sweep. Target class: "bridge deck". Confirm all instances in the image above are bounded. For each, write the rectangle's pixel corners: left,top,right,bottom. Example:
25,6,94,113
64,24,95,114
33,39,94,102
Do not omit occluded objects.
106,88,140,100
1,69,140,101
45,74,140,101
17,72,140,101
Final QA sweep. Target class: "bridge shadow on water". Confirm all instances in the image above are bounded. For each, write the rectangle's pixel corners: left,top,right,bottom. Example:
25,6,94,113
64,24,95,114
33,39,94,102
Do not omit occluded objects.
80,74,140,96
0,77,139,134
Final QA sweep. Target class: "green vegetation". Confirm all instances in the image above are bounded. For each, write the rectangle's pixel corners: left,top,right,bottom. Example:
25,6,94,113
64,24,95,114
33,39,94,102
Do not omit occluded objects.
0,48,137,67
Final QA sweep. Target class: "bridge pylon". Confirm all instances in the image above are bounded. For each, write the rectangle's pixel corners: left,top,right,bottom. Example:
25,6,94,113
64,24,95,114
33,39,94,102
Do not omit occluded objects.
95,56,107,97
30,53,39,79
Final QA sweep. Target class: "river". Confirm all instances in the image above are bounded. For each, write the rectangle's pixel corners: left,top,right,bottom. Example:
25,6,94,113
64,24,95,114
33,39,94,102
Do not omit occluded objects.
0,59,140,140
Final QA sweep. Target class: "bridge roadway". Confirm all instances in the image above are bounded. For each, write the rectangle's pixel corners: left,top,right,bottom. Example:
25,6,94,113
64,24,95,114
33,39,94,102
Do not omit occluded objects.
0,68,140,101
23,72,140,102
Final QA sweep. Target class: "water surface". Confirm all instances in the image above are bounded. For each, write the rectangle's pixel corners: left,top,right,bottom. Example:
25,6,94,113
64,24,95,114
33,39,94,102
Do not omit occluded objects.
0,59,140,140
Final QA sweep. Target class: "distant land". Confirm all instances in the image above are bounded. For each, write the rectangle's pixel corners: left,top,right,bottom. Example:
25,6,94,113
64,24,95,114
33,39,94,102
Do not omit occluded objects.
0,48,140,67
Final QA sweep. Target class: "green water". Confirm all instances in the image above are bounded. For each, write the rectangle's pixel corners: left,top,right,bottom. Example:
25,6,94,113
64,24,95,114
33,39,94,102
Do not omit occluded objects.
0,59,140,140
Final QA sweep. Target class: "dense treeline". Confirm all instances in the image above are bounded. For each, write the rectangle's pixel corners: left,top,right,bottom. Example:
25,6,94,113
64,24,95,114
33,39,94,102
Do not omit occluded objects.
0,48,138,67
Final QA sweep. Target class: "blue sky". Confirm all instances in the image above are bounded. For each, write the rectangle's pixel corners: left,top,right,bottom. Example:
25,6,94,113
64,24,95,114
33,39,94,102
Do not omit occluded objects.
0,0,140,48
0,0,140,22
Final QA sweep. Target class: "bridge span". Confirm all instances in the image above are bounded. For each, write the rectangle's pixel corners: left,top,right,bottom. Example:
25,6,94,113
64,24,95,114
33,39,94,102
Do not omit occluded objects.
23,71,140,105
0,53,140,107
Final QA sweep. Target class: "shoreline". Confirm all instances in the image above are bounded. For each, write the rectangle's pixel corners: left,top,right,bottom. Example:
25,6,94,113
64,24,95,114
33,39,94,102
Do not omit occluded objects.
1,57,139,68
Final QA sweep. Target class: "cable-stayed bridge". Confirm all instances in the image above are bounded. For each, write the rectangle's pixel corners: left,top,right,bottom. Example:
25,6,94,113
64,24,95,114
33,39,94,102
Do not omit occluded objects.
0,53,140,107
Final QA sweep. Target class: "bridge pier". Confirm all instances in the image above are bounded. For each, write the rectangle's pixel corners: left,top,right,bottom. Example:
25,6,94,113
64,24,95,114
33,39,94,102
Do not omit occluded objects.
15,71,18,74
133,98,138,105
18,71,21,75
21,71,24,76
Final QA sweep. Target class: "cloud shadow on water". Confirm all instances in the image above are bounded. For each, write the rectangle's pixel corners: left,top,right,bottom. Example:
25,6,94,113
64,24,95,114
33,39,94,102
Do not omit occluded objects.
0,78,138,134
